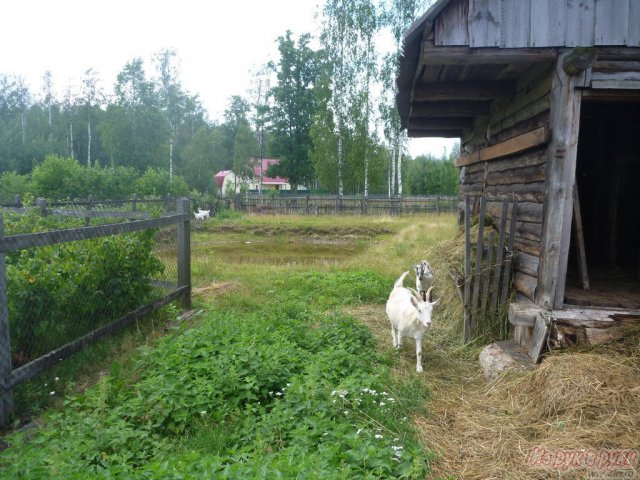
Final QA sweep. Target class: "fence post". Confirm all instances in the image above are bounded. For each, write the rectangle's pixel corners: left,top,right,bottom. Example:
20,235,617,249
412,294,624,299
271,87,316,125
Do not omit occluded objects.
85,194,94,226
177,198,192,311
36,197,48,216
0,214,14,427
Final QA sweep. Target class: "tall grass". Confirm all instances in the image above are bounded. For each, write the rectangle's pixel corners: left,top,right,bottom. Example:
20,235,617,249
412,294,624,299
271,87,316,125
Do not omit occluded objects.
2,213,458,478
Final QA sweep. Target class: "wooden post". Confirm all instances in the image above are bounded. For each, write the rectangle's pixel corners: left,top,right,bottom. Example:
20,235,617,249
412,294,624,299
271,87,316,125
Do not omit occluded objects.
0,214,14,426
36,197,48,216
538,54,583,310
177,198,191,311
85,194,94,226
463,196,472,343
572,183,589,290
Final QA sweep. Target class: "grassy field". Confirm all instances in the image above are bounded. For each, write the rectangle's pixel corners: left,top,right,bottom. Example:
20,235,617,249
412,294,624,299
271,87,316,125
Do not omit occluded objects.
4,211,638,479
1,212,460,479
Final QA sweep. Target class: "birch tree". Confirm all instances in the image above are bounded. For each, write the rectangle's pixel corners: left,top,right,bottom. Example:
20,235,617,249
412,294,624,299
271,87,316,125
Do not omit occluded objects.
155,49,186,182
81,68,103,167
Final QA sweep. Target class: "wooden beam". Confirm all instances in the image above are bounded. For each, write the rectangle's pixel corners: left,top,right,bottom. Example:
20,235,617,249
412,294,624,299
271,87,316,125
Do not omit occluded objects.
456,126,549,167
509,302,640,329
407,128,462,138
409,117,474,130
422,46,557,66
410,100,491,117
413,81,516,101
537,55,583,310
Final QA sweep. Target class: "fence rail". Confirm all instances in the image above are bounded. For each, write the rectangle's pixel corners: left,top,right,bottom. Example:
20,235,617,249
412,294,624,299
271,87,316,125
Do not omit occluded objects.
0,198,192,426
235,194,458,215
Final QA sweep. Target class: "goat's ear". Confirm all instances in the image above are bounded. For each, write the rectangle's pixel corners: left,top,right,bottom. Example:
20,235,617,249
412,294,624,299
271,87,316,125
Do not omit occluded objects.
410,295,419,309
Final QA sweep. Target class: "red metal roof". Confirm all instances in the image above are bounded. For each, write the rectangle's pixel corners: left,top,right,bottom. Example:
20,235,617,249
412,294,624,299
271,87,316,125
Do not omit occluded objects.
253,159,288,185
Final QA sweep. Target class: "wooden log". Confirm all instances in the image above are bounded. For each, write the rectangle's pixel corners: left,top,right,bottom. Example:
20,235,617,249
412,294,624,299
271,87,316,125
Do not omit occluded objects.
508,303,640,329
471,197,487,335
513,251,540,278
480,231,496,319
422,47,557,65
515,221,542,243
513,237,541,257
457,126,550,167
499,201,518,305
572,183,589,290
411,100,491,117
514,271,537,302
485,164,546,186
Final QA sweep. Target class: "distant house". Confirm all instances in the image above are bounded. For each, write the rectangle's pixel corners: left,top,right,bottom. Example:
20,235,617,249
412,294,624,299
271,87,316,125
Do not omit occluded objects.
215,159,307,196
213,170,238,197
247,158,306,192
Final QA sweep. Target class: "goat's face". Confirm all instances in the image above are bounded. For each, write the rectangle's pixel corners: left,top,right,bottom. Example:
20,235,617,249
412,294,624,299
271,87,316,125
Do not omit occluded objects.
413,260,434,281
410,287,438,328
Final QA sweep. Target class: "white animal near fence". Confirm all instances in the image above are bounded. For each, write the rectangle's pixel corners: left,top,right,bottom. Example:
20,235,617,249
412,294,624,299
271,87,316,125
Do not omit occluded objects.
413,260,434,301
194,208,210,220
386,271,438,373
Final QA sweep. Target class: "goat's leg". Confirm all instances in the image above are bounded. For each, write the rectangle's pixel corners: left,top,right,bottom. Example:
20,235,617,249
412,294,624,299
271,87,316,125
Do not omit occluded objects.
415,339,423,373
391,325,398,348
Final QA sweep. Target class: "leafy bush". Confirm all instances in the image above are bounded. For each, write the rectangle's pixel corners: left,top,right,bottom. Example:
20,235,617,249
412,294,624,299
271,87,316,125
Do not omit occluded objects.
1,278,432,478
6,223,164,364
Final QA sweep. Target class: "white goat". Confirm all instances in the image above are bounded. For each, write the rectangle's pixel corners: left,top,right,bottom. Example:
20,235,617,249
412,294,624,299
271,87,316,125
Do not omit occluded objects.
386,271,438,373
413,260,434,301
194,208,210,220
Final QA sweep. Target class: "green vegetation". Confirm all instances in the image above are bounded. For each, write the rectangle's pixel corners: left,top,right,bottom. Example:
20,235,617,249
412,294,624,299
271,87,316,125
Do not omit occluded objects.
1,213,460,478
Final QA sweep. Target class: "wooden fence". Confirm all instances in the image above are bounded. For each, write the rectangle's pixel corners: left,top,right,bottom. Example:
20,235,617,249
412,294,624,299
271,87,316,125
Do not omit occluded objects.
0,198,192,426
463,195,518,343
235,194,458,215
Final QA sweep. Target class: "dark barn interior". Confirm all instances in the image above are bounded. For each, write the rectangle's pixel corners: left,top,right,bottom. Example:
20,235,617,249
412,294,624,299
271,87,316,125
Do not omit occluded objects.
566,99,640,308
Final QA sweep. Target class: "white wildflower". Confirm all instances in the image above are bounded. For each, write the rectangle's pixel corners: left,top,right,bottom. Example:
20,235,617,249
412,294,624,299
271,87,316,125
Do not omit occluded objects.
49,391,55,396
379,401,386,406
375,434,383,439
200,410,207,416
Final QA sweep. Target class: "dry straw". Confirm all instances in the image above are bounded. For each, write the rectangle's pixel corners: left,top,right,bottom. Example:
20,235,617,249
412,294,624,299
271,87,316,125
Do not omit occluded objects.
351,227,640,480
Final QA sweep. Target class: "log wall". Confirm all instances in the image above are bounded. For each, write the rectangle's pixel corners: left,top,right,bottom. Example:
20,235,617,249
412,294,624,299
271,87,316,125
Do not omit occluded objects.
459,66,553,306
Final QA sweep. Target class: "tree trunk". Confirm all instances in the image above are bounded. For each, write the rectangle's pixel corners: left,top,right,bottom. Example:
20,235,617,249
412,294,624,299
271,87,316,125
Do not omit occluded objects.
87,120,92,167
338,135,344,198
397,135,403,196
69,122,75,159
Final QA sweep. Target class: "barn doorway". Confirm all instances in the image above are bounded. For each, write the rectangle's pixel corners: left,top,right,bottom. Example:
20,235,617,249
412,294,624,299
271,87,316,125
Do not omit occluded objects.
565,98,640,308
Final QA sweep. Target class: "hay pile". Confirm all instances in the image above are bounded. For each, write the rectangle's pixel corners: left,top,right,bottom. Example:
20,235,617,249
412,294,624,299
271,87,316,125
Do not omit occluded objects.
414,345,640,480
412,232,640,479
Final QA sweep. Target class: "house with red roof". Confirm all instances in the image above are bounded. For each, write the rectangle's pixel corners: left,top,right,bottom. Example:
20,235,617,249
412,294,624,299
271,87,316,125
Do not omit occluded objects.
214,159,306,196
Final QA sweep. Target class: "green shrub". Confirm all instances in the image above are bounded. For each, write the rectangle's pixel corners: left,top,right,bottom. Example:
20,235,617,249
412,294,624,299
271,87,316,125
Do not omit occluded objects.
6,228,164,363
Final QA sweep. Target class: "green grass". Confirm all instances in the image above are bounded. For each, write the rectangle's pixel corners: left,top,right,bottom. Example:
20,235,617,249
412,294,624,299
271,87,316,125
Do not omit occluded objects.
1,212,458,479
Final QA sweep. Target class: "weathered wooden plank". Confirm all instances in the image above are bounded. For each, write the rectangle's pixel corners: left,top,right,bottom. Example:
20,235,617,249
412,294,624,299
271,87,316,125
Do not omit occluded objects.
501,0,531,48
572,183,589,290
464,196,473,343
499,199,517,305
457,126,549,166
480,231,497,318
530,0,566,47
468,0,501,47
509,303,640,329
413,81,515,101
410,100,491,117
592,61,640,72
435,0,469,46
490,200,508,311
591,71,640,82
486,149,547,173
595,0,630,45
528,313,550,363
0,214,187,253
471,197,487,331
422,46,556,65
630,0,640,46
538,53,583,310
566,0,595,47
407,128,463,138
409,117,475,130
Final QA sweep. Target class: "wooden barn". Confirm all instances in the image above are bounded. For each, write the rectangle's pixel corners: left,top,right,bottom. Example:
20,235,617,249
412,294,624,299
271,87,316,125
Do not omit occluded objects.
397,0,640,357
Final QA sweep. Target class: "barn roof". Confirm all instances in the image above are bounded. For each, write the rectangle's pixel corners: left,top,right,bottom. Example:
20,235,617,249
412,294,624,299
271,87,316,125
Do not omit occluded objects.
397,0,640,137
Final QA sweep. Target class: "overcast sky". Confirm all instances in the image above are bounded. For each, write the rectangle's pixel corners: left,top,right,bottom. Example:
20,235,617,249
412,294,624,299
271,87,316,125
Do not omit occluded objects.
1,0,456,157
